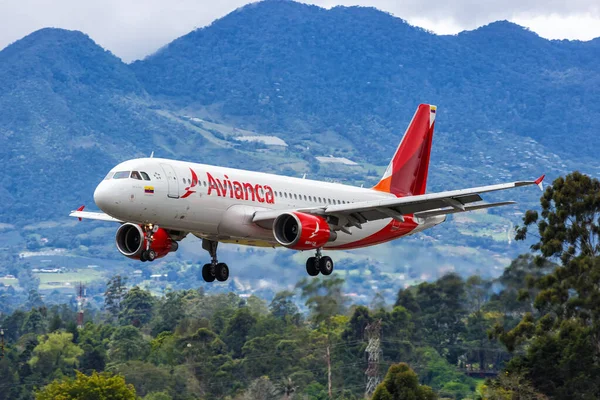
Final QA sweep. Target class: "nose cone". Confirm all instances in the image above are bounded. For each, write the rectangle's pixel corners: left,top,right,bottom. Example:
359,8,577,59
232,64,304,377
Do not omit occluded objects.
94,181,113,213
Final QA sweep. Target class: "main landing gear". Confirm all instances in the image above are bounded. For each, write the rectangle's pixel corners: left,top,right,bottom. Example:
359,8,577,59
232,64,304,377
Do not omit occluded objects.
306,248,334,277
140,224,157,262
201,239,229,283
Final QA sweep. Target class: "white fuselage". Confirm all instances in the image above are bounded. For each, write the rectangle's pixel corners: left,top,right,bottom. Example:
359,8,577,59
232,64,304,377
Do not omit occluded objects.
93,158,440,249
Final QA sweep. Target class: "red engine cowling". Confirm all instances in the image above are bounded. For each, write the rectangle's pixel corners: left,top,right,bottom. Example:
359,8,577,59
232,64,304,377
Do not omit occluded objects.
115,223,176,260
273,212,333,250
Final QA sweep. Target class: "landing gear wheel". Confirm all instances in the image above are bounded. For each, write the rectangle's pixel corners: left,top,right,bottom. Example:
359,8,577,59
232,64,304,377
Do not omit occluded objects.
216,263,229,282
306,257,320,276
319,256,334,275
147,249,156,261
202,263,215,282
140,251,148,262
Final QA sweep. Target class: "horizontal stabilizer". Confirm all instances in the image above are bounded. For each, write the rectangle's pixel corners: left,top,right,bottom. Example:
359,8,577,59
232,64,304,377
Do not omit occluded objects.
70,210,122,223
414,201,516,218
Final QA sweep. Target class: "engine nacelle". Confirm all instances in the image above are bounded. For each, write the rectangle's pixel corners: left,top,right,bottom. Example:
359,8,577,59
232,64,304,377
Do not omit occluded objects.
115,223,176,260
273,212,336,250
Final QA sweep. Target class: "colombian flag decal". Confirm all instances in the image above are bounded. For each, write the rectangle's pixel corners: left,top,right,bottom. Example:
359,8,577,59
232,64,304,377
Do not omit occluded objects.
144,186,154,194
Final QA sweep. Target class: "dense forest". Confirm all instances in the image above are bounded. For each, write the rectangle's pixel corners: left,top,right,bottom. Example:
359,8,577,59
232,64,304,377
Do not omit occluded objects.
2,173,600,399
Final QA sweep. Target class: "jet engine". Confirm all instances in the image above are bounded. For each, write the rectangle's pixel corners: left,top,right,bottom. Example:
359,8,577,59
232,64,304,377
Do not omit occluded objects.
273,212,336,250
115,223,177,261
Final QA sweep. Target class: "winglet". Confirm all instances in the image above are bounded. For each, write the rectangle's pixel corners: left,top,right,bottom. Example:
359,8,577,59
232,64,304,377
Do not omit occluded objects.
534,174,545,191
76,205,85,221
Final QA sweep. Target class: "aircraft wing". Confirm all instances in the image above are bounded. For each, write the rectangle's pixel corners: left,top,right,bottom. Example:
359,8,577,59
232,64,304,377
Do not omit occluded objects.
70,207,123,223
252,175,544,230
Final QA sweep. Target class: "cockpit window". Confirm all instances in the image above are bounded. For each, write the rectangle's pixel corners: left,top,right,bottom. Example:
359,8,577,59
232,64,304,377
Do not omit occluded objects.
131,171,142,180
103,172,114,180
140,172,151,181
113,171,130,179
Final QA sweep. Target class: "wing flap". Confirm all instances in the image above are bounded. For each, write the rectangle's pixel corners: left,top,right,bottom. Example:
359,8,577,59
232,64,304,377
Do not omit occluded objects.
414,201,516,218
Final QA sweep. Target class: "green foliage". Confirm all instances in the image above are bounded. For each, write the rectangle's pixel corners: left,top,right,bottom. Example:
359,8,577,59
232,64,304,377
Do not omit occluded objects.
29,332,84,377
372,362,437,400
498,172,600,398
108,326,150,363
144,392,173,400
119,286,154,327
35,370,136,400
222,307,257,358
516,172,600,264
297,276,347,326
105,275,128,320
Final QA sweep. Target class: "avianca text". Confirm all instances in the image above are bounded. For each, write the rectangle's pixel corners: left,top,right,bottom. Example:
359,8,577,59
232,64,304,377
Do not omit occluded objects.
207,172,275,204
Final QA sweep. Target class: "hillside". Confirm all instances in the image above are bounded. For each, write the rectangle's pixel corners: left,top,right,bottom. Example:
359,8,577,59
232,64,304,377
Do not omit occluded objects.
0,1,599,298
132,2,600,163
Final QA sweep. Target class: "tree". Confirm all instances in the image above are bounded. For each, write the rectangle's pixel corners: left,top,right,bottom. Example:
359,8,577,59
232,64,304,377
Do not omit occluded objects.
222,307,257,358
29,332,84,377
240,376,278,400
35,370,136,400
119,286,154,327
297,276,347,326
500,172,600,398
372,363,436,400
482,371,549,400
269,290,301,325
152,290,185,335
409,273,467,364
516,171,600,263
21,308,46,335
105,275,128,320
108,326,150,363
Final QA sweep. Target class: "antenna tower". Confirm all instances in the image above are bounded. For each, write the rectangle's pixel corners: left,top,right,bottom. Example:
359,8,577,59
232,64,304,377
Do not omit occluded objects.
364,319,382,398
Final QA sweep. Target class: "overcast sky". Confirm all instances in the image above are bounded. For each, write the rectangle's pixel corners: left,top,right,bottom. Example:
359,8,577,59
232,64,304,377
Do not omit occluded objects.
1,0,599,62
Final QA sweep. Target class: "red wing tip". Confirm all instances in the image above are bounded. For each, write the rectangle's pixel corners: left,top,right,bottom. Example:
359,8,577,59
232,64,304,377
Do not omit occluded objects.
534,174,545,185
76,205,85,221
534,174,545,191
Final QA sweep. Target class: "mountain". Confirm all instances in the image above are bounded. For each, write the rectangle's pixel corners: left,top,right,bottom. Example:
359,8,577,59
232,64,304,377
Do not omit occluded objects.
0,28,211,221
1,1,600,294
132,2,600,163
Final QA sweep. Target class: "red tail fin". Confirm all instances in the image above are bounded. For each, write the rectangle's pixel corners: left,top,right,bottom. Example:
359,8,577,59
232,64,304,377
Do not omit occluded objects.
373,104,436,197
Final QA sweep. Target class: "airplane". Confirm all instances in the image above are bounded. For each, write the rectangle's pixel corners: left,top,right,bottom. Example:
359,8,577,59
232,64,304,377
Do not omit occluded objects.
71,104,544,282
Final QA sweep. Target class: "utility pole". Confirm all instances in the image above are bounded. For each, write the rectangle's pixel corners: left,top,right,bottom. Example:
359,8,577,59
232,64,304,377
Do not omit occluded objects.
365,319,382,398
77,282,86,329
325,338,334,399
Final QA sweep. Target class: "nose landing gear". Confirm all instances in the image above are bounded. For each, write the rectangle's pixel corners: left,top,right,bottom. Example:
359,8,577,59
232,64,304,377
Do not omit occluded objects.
201,239,229,282
306,248,334,276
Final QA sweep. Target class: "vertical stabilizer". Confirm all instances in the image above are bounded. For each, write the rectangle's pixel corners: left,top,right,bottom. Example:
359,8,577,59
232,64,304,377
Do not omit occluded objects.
373,104,436,197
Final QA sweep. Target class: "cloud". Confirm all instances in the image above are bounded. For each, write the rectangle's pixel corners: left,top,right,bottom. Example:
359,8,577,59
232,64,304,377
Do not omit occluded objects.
311,0,599,28
0,0,250,62
1,0,599,62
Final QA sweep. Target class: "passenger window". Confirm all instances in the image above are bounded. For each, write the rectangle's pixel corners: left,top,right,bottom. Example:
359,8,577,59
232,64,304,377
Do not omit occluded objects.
284,193,288,198
140,172,151,181
113,171,130,179
294,194,298,200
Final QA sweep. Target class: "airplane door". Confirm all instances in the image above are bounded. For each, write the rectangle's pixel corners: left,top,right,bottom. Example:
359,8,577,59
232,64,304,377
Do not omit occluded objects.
160,164,179,199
